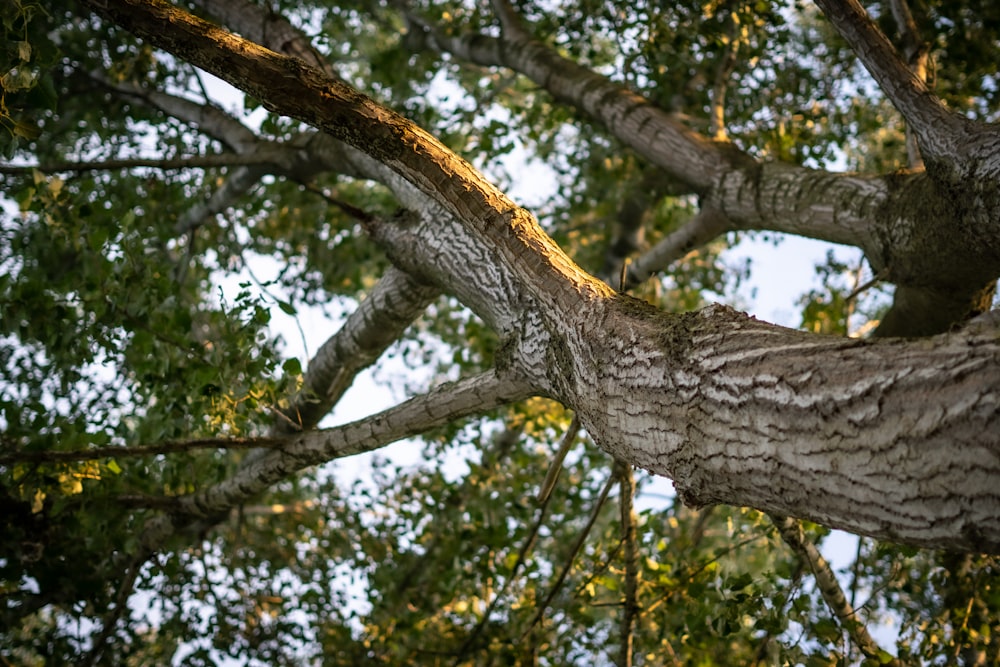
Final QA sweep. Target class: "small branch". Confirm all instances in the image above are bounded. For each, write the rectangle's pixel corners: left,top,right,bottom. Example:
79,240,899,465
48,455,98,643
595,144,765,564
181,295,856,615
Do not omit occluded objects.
83,548,150,667
616,461,639,667
521,471,617,638
114,494,188,511
88,71,260,152
623,206,732,288
0,153,286,175
266,266,440,439
709,4,742,141
888,0,932,169
536,414,579,503
845,265,888,303
599,169,692,287
640,526,769,618
0,436,288,466
887,0,930,81
453,433,557,664
488,0,529,39
299,181,376,224
172,164,267,235
772,514,902,667
234,244,311,360
135,370,534,553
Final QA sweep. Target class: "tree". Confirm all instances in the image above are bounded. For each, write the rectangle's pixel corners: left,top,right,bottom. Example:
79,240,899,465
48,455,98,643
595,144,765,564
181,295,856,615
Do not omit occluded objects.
1,0,999,663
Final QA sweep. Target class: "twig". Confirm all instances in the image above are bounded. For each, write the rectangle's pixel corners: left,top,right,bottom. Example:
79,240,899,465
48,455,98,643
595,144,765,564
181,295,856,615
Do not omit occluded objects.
452,457,557,664
235,243,311,361
536,414,580,503
83,548,151,667
521,471,616,638
0,436,288,466
0,153,281,175
640,526,767,618
299,181,376,224
845,266,889,303
709,2,742,141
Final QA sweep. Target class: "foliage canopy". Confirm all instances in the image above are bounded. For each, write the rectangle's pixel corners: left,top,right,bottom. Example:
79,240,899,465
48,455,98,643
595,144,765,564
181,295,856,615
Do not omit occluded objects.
2,0,999,664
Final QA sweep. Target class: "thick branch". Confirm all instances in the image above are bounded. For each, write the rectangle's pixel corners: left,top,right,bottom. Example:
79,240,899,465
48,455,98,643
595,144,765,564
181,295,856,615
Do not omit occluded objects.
82,0,1000,555
405,10,884,249
812,0,964,165
81,0,605,320
407,4,1000,335
406,11,724,190
191,0,338,80
569,302,1000,553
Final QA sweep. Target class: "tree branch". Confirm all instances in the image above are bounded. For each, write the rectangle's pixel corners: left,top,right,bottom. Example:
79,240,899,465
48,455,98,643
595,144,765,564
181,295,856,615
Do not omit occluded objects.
709,4,742,141
0,152,284,174
90,71,261,152
269,266,439,437
617,461,639,667
404,9,724,190
772,515,901,666
597,169,701,287
536,414,579,503
79,0,1000,555
623,206,732,289
887,0,932,169
488,0,530,40
521,470,616,638
812,0,962,163
0,436,287,466
403,8,883,250
192,0,339,80
136,370,533,550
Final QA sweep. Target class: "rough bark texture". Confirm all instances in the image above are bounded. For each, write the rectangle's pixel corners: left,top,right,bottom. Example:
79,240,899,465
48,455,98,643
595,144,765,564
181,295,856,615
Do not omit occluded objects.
408,4,1000,336
80,0,1000,554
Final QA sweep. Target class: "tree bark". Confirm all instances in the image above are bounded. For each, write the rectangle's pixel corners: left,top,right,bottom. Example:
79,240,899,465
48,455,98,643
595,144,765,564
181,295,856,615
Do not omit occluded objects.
407,4,1000,335
81,0,1000,554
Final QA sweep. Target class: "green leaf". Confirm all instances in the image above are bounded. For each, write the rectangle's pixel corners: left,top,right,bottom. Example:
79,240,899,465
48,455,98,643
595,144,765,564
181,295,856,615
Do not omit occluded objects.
282,357,302,376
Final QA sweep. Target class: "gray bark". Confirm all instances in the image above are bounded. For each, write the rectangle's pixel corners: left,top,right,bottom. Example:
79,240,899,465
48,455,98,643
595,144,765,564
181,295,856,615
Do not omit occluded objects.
82,0,1000,554
407,3,1000,336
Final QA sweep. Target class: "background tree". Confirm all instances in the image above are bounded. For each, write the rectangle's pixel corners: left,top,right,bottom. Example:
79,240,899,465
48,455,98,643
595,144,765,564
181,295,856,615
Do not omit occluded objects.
1,0,999,664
